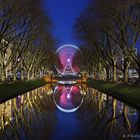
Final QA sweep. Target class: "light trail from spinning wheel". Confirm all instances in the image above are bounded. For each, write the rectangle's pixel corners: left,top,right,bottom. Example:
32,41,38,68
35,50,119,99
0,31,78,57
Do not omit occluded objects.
55,44,82,75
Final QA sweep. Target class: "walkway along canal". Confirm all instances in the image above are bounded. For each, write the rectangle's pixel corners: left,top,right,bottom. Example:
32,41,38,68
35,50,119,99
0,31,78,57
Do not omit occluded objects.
0,83,140,140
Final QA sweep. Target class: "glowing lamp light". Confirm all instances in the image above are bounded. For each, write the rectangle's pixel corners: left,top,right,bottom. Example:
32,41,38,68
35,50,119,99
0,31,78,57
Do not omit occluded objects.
67,58,70,62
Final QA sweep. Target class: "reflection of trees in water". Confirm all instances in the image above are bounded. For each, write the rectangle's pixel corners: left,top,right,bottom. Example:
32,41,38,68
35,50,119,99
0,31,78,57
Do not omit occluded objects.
0,85,56,140
72,93,83,107
134,110,140,134
77,89,139,140
122,104,132,133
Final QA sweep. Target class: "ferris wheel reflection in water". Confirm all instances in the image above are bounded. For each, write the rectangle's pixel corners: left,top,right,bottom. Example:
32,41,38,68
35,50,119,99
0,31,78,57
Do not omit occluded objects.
53,85,84,113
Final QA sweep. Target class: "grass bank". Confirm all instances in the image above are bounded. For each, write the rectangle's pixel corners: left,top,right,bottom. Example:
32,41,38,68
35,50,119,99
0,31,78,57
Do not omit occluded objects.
87,78,140,109
0,79,47,103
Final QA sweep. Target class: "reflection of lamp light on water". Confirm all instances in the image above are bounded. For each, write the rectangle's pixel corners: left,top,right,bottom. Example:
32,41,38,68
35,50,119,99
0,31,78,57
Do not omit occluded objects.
67,93,70,99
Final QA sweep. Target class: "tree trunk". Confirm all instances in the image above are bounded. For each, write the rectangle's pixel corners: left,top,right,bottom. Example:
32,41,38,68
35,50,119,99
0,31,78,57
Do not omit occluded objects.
105,66,110,81
13,71,17,81
93,70,96,79
27,71,30,81
35,70,37,79
21,70,24,80
98,62,102,79
122,60,130,83
1,68,6,82
124,69,128,83
31,68,35,80
113,60,117,82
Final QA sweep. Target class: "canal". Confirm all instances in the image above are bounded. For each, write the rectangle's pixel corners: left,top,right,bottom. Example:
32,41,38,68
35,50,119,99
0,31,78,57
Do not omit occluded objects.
0,83,140,140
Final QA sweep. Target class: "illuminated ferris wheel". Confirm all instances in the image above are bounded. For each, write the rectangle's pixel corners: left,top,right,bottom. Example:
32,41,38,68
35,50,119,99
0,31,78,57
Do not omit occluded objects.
55,44,82,75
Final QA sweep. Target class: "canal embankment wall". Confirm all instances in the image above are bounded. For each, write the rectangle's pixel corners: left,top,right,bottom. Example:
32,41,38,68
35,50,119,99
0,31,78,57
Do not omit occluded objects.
87,78,140,109
0,79,47,104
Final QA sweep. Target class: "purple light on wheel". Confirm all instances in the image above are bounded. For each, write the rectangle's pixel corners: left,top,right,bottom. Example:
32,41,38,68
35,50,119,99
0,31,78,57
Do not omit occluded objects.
55,44,82,74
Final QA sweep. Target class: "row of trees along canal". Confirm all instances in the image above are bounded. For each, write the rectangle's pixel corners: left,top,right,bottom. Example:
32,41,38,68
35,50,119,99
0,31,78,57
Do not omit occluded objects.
74,0,140,83
0,0,56,83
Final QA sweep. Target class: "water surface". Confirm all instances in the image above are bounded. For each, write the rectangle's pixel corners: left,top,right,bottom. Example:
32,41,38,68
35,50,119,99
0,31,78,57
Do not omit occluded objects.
0,83,139,140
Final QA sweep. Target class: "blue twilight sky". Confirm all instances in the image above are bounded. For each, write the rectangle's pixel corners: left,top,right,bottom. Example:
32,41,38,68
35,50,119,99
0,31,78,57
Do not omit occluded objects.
42,0,139,51
42,0,89,48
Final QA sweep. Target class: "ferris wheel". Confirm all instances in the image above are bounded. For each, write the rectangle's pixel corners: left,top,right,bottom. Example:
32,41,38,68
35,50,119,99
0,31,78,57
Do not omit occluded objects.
55,44,82,75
